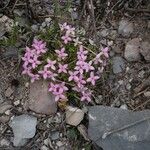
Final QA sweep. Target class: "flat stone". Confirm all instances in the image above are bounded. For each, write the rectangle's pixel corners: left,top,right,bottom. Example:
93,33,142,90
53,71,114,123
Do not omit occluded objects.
0,93,4,104
124,38,141,62
144,91,150,97
0,103,12,114
112,56,125,74
77,124,89,141
88,106,150,150
5,87,13,97
0,115,10,123
9,114,37,147
2,47,18,59
118,19,134,37
140,41,150,62
66,106,84,126
0,138,10,146
29,80,57,115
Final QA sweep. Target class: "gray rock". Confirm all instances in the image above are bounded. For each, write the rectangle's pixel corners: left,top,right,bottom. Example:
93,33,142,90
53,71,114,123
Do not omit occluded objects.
0,138,10,146
50,131,60,140
112,56,125,74
29,80,57,115
5,87,14,97
1,46,18,60
88,106,150,150
0,103,12,114
0,92,4,104
140,41,150,62
100,29,109,37
118,19,133,37
31,25,39,32
0,115,10,123
9,114,37,146
124,38,141,62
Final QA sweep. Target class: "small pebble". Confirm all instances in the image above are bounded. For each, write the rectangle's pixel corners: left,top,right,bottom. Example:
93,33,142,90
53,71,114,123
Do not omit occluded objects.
120,104,128,110
138,70,145,78
50,131,60,140
41,145,49,150
126,83,131,90
14,100,20,106
0,138,10,146
45,17,51,23
107,40,113,46
144,91,150,97
5,109,11,115
5,87,13,97
56,141,63,147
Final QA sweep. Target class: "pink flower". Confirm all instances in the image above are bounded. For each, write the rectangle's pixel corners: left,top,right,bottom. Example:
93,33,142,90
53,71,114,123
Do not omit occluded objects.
59,82,68,91
45,59,56,70
75,61,85,74
68,71,79,81
93,53,103,64
32,39,47,54
61,35,72,44
77,45,88,56
81,90,92,102
28,56,41,69
77,54,87,61
59,22,69,31
38,67,52,79
58,63,68,73
22,66,31,75
49,83,60,93
55,48,68,60
48,82,68,101
102,47,109,58
76,74,86,88
29,73,40,83
84,61,95,72
87,72,99,85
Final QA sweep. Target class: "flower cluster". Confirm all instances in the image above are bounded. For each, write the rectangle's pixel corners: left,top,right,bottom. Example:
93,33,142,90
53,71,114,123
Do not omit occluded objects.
22,23,109,102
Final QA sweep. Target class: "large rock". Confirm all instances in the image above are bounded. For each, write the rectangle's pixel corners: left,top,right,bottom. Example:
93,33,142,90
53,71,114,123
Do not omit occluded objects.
88,106,150,150
118,19,133,37
29,80,57,115
140,41,150,62
112,56,125,74
10,114,37,146
124,38,141,62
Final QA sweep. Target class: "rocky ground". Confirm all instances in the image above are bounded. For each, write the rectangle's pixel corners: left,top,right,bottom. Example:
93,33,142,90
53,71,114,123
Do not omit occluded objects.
0,0,150,150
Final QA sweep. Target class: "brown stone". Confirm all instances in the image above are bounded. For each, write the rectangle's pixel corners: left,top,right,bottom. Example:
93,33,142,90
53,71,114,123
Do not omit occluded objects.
29,80,57,115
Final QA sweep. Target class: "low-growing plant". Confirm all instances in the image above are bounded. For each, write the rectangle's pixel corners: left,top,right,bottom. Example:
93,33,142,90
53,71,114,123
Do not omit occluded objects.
21,22,109,102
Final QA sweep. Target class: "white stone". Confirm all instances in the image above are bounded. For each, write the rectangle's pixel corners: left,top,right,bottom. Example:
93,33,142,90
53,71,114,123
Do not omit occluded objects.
144,91,150,97
14,100,20,106
0,139,10,146
66,106,84,126
120,104,128,110
5,109,11,115
56,141,63,147
41,145,49,150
